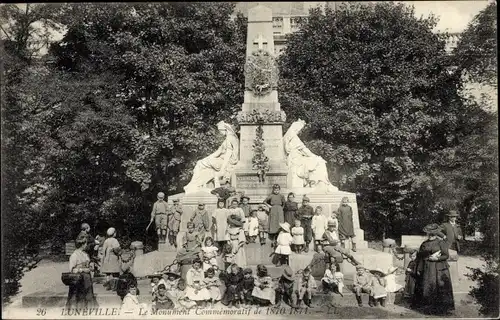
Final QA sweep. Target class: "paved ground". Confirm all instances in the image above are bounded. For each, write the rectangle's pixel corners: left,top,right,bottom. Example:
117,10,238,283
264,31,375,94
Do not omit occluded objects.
2,252,487,319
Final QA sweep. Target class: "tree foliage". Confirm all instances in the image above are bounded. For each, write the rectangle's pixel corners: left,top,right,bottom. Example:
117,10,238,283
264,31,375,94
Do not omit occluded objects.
1,2,246,302
279,2,469,238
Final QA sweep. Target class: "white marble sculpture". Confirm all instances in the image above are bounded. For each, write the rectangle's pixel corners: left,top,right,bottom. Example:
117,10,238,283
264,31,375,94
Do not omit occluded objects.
283,119,338,192
184,121,239,194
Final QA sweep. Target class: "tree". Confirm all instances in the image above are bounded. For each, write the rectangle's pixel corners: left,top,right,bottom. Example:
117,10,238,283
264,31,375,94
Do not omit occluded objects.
454,1,497,87
279,2,467,239
1,3,65,303
1,2,247,302
452,2,499,316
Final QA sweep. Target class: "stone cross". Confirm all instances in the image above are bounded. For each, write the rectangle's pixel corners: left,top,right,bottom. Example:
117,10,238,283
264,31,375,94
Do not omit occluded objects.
253,33,268,50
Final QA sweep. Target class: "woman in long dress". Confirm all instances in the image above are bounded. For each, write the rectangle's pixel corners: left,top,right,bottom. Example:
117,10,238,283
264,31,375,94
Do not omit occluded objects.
412,223,455,315
184,121,239,193
263,184,286,247
101,227,121,290
283,119,337,191
66,234,98,308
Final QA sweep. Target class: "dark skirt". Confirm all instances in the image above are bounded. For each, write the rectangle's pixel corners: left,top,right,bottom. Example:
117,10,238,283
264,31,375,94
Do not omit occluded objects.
412,261,454,314
66,273,98,308
404,273,416,299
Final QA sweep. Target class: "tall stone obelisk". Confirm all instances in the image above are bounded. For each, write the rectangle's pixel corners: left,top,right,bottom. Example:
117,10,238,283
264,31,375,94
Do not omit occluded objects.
233,4,288,195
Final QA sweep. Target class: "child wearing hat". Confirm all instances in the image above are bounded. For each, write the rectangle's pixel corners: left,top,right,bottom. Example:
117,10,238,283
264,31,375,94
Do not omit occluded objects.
149,272,166,296
225,215,247,268
101,227,121,291
296,267,317,307
370,268,388,307
312,206,328,251
220,263,244,308
163,269,182,305
274,222,294,266
167,199,182,248
263,184,286,248
275,266,297,307
247,208,260,243
257,204,269,246
240,268,255,306
203,267,222,307
252,264,276,306
353,266,373,307
149,192,169,243
298,196,314,252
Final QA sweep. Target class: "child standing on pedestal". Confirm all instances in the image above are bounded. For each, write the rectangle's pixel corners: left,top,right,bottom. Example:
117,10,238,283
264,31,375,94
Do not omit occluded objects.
298,196,314,252
312,206,328,251
256,204,269,246
247,208,259,243
291,220,305,253
149,192,169,243
263,184,286,248
337,197,356,252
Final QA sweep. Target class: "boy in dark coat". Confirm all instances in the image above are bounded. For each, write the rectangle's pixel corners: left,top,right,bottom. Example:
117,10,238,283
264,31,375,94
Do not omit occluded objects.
220,263,244,308
297,196,314,252
240,268,255,306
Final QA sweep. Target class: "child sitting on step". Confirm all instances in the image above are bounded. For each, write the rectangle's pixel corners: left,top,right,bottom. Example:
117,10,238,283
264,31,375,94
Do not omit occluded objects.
296,267,317,307
370,268,388,307
203,267,222,307
241,268,255,306
153,284,175,310
321,262,344,296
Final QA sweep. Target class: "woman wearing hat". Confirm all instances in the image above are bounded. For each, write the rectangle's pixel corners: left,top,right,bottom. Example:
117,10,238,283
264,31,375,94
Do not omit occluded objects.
263,184,286,248
412,223,455,315
225,214,247,267
101,227,121,290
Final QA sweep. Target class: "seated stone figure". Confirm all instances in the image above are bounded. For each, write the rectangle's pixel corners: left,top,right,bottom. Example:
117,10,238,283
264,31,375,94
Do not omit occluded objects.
184,121,239,194
283,119,338,192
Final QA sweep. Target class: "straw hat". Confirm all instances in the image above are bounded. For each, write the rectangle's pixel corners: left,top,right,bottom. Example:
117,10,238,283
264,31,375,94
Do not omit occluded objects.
279,222,291,233
327,219,337,226
147,271,163,279
241,195,250,201
370,268,386,277
164,270,181,279
282,266,294,281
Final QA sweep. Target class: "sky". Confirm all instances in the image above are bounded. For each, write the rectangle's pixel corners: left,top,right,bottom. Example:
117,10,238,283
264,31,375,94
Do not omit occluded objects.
404,0,493,33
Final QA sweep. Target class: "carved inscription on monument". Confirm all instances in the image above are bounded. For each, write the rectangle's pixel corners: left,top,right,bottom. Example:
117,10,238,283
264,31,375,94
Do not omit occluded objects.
235,174,287,189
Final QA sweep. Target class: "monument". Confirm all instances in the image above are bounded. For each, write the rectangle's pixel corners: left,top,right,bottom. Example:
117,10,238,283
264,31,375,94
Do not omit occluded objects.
167,4,392,275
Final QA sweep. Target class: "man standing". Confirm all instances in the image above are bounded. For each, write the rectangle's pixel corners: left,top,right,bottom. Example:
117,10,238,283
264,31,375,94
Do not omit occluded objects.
169,199,183,248
441,210,463,253
337,197,357,252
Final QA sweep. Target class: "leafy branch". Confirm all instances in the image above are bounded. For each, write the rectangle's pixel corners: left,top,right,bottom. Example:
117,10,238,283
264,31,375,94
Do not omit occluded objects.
251,124,270,182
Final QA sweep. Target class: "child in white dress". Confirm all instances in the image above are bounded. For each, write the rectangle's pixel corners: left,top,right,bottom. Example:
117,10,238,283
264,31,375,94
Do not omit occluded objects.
291,220,305,253
312,206,328,250
274,222,293,266
201,237,218,271
321,263,344,295
247,208,259,243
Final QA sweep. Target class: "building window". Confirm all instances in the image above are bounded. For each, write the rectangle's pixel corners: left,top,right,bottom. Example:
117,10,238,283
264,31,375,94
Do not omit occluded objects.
290,16,307,32
273,17,284,34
